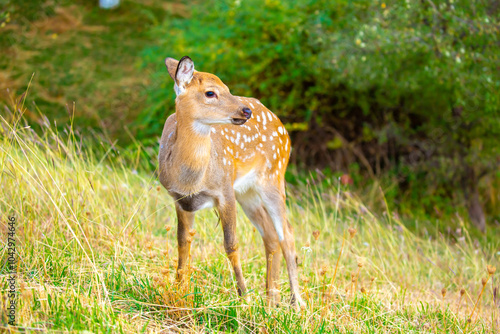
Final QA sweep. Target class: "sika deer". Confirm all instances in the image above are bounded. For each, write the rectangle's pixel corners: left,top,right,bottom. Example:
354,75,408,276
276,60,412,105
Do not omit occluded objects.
158,56,305,309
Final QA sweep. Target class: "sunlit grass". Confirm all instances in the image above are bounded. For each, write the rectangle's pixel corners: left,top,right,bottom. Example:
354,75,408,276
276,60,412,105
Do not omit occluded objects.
0,104,499,333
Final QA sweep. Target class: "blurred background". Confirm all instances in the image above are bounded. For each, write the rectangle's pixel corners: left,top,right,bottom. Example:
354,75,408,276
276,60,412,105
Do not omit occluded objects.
1,0,499,234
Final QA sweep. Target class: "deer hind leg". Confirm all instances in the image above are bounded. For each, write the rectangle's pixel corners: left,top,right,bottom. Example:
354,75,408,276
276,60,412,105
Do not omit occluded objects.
261,189,305,310
175,204,195,283
237,190,282,306
217,197,247,297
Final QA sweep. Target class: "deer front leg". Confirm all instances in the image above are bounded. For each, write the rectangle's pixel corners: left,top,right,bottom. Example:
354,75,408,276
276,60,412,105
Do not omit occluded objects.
175,204,195,283
217,199,247,297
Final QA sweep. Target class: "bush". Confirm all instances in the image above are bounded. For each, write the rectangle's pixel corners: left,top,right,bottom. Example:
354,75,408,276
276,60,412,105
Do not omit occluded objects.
139,0,500,229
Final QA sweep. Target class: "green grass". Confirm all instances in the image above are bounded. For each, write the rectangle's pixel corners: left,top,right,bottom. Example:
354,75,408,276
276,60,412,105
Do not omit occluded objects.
0,0,184,145
1,100,499,333
2,0,499,234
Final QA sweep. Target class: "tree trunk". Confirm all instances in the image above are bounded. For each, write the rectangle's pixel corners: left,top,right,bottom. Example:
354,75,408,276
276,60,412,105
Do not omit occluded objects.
463,166,486,233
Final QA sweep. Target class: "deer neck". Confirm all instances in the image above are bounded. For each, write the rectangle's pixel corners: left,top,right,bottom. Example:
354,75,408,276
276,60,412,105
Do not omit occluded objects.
172,111,212,193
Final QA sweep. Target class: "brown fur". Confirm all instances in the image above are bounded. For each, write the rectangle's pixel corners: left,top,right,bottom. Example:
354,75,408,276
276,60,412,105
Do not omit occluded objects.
158,57,305,309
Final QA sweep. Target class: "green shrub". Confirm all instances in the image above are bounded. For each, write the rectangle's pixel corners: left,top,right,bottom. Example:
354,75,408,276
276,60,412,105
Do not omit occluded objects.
139,0,500,229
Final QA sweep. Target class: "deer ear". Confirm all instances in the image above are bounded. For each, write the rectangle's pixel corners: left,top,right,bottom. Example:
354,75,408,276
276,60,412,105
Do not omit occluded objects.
175,56,194,90
164,57,179,80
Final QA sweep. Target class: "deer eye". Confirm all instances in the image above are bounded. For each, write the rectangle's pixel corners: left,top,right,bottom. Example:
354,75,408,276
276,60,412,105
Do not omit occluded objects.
205,91,216,98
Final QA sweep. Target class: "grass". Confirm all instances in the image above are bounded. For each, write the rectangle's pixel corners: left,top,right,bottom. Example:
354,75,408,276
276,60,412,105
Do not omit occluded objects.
2,0,499,235
0,97,499,333
0,0,184,144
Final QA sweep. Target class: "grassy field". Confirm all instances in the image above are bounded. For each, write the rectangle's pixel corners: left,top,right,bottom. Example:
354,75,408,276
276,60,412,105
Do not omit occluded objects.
1,1,499,332
1,99,499,333
2,0,500,232
0,0,185,144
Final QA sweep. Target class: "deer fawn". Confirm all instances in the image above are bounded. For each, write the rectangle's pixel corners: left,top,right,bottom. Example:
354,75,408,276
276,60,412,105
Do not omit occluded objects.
158,56,305,309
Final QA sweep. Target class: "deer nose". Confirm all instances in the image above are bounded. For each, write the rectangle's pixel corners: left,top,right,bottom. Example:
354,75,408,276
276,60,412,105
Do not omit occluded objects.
242,107,252,119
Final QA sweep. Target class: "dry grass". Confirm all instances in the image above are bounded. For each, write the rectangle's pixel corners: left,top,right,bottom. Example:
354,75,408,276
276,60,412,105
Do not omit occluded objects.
0,0,169,143
0,101,499,333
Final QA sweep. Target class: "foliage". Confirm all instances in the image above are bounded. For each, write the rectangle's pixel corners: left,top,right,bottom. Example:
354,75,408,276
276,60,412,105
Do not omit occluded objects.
139,0,500,227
